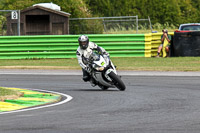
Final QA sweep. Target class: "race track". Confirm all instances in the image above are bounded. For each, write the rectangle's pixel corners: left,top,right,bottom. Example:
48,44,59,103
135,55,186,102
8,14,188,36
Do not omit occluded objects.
0,71,200,133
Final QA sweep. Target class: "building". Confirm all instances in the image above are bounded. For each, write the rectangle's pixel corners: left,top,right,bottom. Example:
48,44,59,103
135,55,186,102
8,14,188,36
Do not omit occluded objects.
6,4,71,35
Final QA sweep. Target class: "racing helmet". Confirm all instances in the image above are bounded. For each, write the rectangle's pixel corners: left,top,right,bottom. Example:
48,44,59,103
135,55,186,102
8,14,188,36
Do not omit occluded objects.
78,35,89,50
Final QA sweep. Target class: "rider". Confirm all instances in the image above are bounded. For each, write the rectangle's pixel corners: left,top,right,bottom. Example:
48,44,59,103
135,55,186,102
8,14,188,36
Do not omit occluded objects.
76,35,109,85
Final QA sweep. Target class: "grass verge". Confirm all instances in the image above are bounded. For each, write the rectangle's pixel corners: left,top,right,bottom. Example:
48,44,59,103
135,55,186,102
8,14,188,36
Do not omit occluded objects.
0,57,200,71
0,87,19,96
0,87,24,101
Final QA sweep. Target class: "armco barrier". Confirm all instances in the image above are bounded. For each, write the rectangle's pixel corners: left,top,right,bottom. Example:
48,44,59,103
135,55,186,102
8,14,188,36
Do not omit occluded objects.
0,33,174,59
0,34,151,59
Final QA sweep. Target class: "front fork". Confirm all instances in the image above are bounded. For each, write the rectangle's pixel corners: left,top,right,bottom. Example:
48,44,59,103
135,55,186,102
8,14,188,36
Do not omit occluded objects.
105,61,117,81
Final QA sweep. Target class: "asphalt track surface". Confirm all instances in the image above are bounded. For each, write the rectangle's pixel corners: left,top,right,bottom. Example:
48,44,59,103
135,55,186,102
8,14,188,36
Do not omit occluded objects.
0,70,200,133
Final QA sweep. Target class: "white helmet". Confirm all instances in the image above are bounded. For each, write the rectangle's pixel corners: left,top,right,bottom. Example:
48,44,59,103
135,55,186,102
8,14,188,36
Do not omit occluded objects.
78,35,89,50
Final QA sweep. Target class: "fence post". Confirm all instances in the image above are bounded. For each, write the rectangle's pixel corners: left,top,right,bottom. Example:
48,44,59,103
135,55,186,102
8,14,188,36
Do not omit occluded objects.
148,16,152,33
136,15,138,34
102,18,107,32
17,10,20,36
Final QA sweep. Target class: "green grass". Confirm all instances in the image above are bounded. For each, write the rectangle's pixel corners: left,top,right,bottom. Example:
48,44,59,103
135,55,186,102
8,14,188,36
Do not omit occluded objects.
0,57,200,71
112,57,200,71
0,87,18,96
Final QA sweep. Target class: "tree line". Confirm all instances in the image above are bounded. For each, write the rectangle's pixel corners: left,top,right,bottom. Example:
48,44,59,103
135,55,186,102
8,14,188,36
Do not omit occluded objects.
1,0,199,25
85,0,200,26
0,0,199,34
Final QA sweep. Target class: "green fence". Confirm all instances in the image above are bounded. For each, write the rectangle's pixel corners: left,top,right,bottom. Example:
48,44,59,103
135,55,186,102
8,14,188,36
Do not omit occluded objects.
0,34,151,59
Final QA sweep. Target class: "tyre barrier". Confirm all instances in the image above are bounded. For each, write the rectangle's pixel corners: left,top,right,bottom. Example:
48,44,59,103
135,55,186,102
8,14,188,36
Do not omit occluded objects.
173,31,200,56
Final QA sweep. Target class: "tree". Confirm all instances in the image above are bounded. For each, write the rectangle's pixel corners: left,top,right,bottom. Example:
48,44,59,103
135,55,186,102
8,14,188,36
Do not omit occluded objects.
0,0,103,34
0,0,200,33
84,0,200,25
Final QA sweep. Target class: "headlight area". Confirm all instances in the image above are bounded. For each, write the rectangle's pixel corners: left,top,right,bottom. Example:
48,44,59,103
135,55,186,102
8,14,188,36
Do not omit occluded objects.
92,64,105,71
97,67,104,71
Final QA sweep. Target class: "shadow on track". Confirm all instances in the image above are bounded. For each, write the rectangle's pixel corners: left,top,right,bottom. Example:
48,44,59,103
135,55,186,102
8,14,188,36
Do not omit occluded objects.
68,89,119,92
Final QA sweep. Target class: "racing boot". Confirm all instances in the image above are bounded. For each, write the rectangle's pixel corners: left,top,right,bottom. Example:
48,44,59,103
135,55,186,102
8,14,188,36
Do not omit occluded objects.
89,78,97,87
82,69,90,82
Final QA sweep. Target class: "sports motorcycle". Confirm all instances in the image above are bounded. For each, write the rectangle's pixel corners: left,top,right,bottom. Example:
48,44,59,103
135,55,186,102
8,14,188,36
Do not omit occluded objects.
87,51,126,91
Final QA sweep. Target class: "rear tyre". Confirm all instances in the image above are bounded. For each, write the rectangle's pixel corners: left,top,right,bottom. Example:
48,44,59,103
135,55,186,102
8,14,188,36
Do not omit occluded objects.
108,71,126,91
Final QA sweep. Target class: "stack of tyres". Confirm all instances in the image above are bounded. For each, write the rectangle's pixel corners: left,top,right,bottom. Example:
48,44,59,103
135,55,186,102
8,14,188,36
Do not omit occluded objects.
173,31,200,56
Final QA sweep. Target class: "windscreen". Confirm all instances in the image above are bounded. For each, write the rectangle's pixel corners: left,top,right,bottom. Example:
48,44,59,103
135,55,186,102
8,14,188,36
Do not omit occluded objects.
89,52,100,62
181,25,200,31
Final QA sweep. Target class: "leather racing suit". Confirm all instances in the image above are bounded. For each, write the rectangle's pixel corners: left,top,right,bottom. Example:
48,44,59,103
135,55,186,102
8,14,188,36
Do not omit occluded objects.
76,42,109,82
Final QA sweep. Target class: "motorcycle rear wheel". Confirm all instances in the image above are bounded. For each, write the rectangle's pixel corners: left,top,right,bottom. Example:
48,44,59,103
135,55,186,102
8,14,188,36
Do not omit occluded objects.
108,71,126,91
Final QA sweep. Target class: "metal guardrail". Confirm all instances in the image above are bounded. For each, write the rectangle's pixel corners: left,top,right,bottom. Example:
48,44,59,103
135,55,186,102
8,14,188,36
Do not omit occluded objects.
0,34,151,59
0,33,175,59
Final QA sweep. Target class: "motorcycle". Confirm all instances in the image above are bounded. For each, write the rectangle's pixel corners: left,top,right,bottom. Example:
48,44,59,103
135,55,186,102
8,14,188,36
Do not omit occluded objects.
87,51,126,91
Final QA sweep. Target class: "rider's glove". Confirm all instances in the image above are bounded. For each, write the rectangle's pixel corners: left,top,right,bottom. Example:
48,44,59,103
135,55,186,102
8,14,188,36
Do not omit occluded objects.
85,67,91,73
103,54,107,58
103,53,110,60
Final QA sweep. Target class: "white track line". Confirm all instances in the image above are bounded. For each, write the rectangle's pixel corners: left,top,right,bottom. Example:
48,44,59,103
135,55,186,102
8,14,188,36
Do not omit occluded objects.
0,88,73,115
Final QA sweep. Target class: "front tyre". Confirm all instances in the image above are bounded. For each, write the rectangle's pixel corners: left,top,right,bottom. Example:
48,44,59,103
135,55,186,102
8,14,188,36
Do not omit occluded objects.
108,71,126,91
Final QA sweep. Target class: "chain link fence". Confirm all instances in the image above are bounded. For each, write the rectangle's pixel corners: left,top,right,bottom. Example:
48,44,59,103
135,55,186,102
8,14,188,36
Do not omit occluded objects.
0,13,8,36
0,14,152,35
69,16,152,34
0,10,20,36
0,15,7,36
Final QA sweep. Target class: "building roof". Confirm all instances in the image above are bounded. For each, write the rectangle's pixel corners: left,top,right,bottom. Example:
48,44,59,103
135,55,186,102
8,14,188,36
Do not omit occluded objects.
7,5,71,17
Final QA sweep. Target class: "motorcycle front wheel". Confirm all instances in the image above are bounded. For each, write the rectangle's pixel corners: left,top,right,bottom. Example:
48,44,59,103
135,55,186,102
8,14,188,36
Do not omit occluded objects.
108,71,126,91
